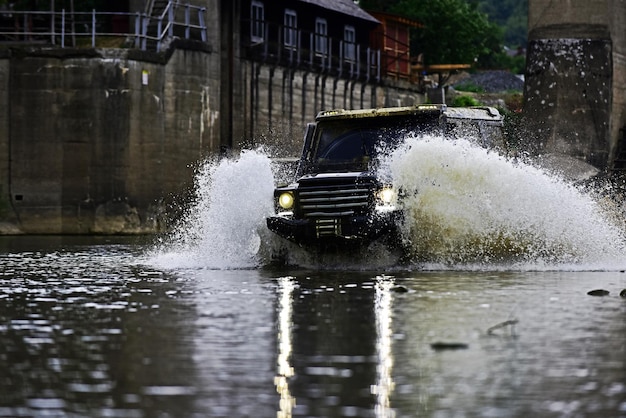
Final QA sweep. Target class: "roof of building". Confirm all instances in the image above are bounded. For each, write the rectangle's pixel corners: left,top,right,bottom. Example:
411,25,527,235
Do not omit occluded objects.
295,0,380,24
367,11,423,28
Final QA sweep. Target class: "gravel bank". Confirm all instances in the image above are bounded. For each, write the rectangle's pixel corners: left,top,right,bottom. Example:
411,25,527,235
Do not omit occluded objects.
453,70,524,93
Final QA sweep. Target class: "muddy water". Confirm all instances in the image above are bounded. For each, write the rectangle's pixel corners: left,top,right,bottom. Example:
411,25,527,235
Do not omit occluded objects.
0,236,625,417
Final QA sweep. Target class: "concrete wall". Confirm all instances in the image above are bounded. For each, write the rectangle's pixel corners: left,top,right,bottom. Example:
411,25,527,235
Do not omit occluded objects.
0,43,423,234
0,50,15,232
2,43,220,234
525,0,626,169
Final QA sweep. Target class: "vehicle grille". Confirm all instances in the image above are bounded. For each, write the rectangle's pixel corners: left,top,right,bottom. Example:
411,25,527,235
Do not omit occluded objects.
296,177,374,219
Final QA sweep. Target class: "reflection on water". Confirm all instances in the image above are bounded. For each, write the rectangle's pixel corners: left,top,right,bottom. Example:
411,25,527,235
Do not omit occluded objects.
275,277,296,418
372,278,395,418
0,237,625,417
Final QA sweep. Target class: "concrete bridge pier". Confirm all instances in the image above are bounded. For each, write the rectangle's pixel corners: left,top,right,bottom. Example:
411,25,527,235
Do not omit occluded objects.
525,0,626,171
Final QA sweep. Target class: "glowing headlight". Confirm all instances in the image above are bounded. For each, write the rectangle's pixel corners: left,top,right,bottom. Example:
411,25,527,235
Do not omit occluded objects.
377,187,396,204
278,192,294,209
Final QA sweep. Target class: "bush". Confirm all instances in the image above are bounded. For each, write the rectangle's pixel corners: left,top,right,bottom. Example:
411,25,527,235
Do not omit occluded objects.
452,95,482,107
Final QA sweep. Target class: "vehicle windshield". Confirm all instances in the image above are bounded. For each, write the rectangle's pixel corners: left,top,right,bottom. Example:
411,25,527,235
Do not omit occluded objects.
307,113,440,173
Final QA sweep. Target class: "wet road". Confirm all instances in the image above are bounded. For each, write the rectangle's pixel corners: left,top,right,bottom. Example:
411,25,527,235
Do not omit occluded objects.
0,236,625,417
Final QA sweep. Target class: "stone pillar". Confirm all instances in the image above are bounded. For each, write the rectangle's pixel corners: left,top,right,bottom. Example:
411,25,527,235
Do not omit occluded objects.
0,51,19,232
525,0,623,169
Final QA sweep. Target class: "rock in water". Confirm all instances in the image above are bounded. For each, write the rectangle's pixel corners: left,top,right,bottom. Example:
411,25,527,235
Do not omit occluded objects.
430,342,469,351
587,289,610,296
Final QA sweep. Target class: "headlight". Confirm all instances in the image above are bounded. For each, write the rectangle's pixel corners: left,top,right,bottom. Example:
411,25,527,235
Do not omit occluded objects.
375,186,397,213
377,187,396,204
278,192,294,209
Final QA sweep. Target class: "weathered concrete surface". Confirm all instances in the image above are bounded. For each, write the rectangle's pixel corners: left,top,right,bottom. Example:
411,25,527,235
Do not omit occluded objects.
0,50,13,230
525,31,612,166
2,43,220,234
239,62,424,157
1,42,424,235
526,0,626,169
0,1,426,235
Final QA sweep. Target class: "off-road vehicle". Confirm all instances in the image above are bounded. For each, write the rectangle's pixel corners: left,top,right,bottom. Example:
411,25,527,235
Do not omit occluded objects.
267,104,504,249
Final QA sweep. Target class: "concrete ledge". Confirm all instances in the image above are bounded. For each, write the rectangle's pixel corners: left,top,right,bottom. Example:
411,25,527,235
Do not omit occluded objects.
3,38,212,64
8,47,102,59
529,23,610,41
128,39,213,64
0,222,23,235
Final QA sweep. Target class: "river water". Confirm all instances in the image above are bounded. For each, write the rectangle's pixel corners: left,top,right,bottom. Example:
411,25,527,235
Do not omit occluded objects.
1,139,626,417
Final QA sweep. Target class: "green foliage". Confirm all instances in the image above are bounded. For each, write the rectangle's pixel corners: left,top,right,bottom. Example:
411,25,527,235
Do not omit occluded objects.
358,0,527,71
495,52,526,74
452,95,482,107
472,0,528,47
390,0,503,66
359,0,391,12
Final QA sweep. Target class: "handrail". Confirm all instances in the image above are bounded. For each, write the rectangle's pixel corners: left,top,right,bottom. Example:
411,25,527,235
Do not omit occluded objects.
1,3,382,81
0,1,208,51
244,19,381,82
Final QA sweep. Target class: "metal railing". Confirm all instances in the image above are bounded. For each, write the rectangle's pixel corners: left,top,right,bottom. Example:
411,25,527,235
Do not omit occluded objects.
244,20,381,82
0,2,207,51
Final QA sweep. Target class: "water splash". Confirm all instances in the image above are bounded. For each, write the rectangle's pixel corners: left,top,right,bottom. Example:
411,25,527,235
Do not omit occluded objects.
149,149,276,269
381,135,626,270
149,138,626,271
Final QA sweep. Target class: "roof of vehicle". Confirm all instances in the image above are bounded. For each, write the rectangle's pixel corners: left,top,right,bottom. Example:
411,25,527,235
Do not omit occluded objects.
315,104,502,123
444,106,502,122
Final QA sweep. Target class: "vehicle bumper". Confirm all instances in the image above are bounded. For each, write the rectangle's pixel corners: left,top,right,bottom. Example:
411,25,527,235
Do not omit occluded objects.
266,211,401,247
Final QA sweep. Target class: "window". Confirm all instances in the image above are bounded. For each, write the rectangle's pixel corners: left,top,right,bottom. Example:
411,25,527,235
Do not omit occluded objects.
343,25,356,61
314,18,328,56
284,9,297,49
251,1,264,43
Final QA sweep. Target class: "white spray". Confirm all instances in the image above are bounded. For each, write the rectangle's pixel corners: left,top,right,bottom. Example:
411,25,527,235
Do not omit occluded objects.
150,137,626,271
381,134,626,269
150,149,276,269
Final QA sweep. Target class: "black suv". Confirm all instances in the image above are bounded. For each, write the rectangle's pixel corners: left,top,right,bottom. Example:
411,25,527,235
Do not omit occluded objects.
267,104,504,249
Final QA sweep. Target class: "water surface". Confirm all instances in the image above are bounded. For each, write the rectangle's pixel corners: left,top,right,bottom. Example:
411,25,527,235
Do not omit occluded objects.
0,236,625,417
2,138,626,417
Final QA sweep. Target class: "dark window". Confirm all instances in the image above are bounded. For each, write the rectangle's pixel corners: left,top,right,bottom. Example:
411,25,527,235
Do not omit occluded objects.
284,9,297,49
251,1,265,43
343,25,356,61
315,18,328,56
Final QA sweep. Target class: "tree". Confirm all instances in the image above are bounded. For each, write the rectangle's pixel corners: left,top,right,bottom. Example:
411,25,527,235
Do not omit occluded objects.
472,0,528,48
359,0,521,69
359,0,396,12
389,0,502,66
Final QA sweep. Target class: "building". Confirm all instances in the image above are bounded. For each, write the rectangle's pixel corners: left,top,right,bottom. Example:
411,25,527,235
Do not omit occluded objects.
0,0,425,234
368,11,423,82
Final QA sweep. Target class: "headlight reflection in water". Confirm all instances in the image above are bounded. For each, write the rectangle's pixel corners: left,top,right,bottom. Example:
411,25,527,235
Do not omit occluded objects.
372,277,396,418
275,277,296,417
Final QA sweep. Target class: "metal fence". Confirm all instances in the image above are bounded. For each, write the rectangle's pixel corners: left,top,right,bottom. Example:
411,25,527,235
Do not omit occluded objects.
1,3,381,81
0,2,207,51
